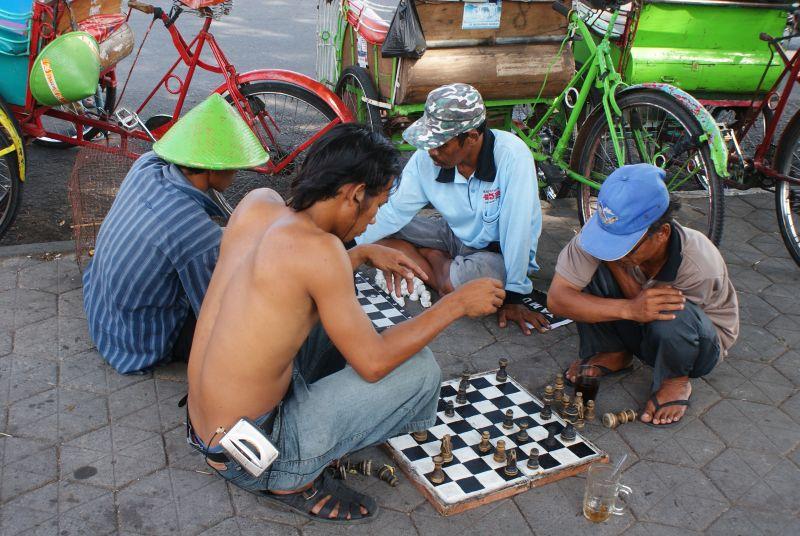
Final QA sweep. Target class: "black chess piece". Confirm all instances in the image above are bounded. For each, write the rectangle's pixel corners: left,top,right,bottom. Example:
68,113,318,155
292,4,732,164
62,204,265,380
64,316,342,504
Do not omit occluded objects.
504,448,519,477
496,358,508,382
502,409,514,430
444,400,455,417
527,448,540,469
540,427,559,450
540,403,552,420
561,422,576,442
456,370,470,404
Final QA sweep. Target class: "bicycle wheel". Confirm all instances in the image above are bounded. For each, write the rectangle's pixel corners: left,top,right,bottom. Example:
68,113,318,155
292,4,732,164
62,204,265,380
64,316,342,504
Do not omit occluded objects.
215,80,339,213
34,82,116,149
573,90,724,245
772,111,800,266
335,66,383,133
0,99,25,239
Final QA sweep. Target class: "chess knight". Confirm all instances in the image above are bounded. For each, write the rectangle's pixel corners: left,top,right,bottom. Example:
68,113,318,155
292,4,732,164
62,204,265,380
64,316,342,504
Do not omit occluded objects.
548,165,739,427
185,124,506,523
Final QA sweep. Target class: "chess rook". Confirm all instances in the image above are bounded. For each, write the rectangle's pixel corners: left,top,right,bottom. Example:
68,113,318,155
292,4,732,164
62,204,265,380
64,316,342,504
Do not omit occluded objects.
540,403,552,420
603,409,637,429
561,423,576,442
496,358,509,382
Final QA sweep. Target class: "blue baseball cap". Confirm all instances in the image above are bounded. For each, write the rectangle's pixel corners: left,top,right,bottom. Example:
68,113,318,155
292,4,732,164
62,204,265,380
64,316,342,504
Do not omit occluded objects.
578,164,670,261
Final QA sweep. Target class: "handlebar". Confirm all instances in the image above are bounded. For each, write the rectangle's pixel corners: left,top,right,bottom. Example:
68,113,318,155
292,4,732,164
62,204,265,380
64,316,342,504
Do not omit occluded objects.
551,1,570,17
128,1,155,14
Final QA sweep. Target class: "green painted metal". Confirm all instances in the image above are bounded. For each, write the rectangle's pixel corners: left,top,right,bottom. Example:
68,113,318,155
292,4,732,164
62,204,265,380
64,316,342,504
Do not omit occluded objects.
153,93,269,170
29,31,100,107
575,4,787,94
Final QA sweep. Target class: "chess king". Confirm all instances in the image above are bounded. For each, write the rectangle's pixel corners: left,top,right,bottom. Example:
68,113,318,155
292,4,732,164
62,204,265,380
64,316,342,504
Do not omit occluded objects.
355,83,550,335
186,124,506,523
548,164,739,426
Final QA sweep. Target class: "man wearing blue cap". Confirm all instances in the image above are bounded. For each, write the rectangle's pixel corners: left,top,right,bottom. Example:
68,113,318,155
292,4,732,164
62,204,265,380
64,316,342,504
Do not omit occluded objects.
548,164,738,426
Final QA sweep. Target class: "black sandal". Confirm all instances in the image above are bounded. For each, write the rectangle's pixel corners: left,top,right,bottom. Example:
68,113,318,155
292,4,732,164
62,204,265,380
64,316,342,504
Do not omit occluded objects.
258,470,378,524
563,358,634,387
642,393,690,428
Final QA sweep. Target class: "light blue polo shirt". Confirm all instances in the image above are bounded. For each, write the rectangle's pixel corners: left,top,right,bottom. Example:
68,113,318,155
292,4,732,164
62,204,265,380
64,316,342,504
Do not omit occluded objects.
357,128,541,298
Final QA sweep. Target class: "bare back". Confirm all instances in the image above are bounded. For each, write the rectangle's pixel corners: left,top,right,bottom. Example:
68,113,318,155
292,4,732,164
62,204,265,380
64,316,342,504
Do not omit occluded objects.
187,189,333,444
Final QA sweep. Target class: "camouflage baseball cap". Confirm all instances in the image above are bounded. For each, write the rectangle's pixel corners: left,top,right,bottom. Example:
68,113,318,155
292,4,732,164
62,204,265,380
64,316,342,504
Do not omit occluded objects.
403,83,486,150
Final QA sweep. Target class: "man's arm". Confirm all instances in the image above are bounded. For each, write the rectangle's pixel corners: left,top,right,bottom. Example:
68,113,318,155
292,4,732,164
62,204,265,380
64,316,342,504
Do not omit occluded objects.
308,236,504,382
356,151,430,244
497,149,539,299
548,273,685,324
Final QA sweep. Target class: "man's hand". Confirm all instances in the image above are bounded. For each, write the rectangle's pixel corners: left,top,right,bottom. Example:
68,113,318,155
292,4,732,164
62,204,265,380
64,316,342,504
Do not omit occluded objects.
447,278,505,318
498,303,550,335
361,244,428,294
625,286,685,323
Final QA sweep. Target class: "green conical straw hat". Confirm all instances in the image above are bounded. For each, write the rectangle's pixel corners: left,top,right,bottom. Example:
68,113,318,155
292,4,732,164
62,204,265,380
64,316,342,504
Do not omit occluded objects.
153,93,268,170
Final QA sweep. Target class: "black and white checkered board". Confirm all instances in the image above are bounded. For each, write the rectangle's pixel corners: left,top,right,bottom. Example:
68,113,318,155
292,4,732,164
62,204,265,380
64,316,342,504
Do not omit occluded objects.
355,272,409,331
387,371,604,508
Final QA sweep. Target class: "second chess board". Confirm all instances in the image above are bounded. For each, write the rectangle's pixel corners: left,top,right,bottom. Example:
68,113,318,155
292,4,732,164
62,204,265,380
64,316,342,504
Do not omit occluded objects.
386,370,607,515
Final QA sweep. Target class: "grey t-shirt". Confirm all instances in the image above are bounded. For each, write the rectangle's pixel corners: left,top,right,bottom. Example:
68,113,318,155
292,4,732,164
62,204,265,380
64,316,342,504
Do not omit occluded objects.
555,224,739,356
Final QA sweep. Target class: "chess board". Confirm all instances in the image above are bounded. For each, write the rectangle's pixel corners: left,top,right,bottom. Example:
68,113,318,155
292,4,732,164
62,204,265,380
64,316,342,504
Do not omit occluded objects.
386,371,606,515
355,272,409,331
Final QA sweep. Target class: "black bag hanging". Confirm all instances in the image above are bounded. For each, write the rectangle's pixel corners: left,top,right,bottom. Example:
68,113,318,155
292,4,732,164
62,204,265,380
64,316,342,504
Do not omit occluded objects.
381,0,426,59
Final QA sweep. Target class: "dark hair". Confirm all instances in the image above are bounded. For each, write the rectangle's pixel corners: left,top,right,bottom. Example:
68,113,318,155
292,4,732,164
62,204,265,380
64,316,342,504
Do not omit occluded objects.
289,123,400,211
456,120,487,145
647,195,681,234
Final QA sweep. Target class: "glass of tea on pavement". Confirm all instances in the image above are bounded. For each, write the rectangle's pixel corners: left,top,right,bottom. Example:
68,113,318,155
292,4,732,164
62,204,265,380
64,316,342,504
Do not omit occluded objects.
583,462,632,523
574,364,601,402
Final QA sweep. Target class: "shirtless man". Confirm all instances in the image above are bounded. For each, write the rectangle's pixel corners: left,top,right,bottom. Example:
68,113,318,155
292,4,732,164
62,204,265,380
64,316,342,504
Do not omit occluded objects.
186,124,505,523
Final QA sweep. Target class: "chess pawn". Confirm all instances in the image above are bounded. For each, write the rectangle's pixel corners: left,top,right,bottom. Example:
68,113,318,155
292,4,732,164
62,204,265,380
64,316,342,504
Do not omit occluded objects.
561,422,577,442
516,420,530,442
502,409,514,430
444,400,455,418
585,400,596,422
554,374,565,401
543,385,555,405
560,393,571,418
540,403,553,420
412,430,428,442
602,409,638,429
440,434,453,464
496,358,509,382
504,448,519,477
478,431,493,454
527,448,540,470
429,455,445,484
493,439,507,463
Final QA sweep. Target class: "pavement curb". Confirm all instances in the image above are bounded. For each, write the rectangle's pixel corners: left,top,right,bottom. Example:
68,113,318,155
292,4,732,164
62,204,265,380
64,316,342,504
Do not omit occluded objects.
0,240,75,259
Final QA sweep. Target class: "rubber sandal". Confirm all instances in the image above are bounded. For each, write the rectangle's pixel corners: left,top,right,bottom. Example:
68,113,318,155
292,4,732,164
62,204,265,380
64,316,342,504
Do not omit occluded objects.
257,470,378,524
641,393,690,428
562,358,634,387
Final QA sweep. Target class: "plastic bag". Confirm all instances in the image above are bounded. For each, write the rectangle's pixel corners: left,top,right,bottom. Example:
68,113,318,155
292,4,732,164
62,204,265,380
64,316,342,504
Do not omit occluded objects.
381,0,425,59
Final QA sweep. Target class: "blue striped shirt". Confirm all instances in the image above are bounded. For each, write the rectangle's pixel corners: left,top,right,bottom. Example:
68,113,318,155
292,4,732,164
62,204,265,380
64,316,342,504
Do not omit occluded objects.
83,152,225,374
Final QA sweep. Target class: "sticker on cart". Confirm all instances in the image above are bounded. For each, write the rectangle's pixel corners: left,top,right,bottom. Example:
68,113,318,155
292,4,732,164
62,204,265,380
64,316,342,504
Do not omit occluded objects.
356,33,368,68
462,1,502,30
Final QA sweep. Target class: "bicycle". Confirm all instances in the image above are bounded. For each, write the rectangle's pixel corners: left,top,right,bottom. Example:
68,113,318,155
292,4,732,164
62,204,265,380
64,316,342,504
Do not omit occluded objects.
0,0,354,234
327,0,729,243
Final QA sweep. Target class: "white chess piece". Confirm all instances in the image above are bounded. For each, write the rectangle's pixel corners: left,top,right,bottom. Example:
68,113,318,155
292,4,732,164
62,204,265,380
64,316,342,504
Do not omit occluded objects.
420,290,432,308
392,290,405,307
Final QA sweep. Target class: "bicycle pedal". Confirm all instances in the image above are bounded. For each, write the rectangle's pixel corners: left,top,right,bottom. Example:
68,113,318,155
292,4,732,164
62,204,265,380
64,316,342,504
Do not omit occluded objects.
114,108,139,130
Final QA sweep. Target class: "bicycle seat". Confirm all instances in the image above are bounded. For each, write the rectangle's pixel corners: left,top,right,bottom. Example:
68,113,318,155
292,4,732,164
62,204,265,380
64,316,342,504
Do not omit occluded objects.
77,13,127,43
346,0,391,45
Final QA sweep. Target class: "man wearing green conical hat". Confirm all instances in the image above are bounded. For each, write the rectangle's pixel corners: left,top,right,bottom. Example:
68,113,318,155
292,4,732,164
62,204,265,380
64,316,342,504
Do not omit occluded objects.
82,94,269,374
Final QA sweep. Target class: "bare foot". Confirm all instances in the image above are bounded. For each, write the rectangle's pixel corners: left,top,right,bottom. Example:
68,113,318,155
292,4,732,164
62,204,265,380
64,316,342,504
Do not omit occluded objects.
641,377,692,425
565,352,632,384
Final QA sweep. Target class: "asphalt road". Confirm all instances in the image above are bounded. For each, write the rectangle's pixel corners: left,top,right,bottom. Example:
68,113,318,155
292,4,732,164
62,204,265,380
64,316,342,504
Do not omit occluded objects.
3,0,320,246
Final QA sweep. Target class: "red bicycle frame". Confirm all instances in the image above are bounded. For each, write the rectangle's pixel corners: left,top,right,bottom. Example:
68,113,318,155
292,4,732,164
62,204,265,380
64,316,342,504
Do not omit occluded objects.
10,1,350,170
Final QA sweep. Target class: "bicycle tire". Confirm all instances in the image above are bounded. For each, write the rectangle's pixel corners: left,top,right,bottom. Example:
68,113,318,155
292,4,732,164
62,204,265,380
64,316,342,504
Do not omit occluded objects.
772,109,800,266
215,80,340,214
572,90,725,245
335,66,383,133
0,98,25,239
33,83,116,150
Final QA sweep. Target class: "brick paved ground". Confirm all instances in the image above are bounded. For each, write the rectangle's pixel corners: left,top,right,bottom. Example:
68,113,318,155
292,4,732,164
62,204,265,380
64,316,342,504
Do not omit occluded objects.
0,194,798,535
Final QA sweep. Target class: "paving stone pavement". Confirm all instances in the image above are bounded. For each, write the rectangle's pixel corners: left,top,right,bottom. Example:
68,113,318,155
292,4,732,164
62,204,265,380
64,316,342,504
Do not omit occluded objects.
1,194,799,535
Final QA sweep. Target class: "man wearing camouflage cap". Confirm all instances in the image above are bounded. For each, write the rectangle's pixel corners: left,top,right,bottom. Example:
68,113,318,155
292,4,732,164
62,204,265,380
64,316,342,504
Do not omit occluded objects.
357,83,548,333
